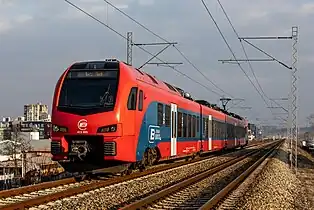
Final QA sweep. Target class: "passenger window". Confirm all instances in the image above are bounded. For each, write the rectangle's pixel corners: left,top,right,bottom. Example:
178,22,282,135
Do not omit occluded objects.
138,90,143,111
196,116,199,133
178,112,183,137
165,105,171,127
204,118,208,139
172,111,176,138
127,87,138,110
188,114,192,137
183,113,187,137
157,103,163,126
211,120,214,139
192,116,196,137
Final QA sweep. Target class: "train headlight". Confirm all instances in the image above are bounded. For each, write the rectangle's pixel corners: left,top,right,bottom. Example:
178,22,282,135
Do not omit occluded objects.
52,125,68,133
97,124,117,133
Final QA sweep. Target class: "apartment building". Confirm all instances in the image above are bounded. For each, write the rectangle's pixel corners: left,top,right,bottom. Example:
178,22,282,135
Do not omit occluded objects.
0,118,12,140
23,103,50,122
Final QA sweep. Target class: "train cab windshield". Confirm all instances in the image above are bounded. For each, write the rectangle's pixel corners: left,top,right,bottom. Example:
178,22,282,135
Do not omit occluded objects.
57,62,119,115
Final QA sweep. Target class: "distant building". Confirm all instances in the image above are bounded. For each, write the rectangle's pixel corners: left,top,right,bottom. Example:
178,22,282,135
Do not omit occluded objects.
248,123,257,141
20,121,51,139
0,139,60,189
0,139,51,155
0,120,51,141
2,117,11,123
1,129,11,140
0,119,11,140
16,116,25,122
0,107,52,141
24,103,50,122
11,121,51,140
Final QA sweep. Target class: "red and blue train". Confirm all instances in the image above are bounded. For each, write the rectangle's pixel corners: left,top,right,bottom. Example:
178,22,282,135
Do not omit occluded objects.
51,59,248,174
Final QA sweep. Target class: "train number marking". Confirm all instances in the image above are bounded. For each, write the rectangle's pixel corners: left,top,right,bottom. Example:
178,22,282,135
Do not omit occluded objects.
148,125,161,143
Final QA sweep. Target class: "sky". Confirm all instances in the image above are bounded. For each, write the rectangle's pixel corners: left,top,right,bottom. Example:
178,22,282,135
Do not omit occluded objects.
0,0,312,127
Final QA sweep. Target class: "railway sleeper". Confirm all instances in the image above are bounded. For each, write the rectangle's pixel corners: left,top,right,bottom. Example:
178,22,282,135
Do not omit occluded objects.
69,143,255,181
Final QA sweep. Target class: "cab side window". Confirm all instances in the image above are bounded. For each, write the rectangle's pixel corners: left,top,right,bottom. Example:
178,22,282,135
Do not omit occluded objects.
138,90,143,111
127,87,138,110
165,105,171,127
157,103,163,125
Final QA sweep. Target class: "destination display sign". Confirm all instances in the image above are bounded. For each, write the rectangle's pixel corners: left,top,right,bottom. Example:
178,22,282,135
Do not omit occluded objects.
67,70,118,78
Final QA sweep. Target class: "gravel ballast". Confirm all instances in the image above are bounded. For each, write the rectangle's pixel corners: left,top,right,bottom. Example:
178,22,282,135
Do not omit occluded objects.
31,147,261,210
148,155,257,209
234,141,311,210
295,146,314,208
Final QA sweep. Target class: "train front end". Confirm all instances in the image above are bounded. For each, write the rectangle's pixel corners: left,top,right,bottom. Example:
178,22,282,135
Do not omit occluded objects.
50,59,131,173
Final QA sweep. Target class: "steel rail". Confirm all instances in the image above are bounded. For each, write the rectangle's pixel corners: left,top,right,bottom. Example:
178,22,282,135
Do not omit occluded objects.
0,177,76,199
119,141,280,210
0,141,272,210
200,141,283,209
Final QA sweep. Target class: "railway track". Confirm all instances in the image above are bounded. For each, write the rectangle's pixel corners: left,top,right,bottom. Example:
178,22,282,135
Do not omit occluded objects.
0,141,273,210
0,179,100,208
202,141,282,210
0,178,76,199
120,140,282,210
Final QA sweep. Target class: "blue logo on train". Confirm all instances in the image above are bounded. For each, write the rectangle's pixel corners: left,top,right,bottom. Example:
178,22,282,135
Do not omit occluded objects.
148,125,161,143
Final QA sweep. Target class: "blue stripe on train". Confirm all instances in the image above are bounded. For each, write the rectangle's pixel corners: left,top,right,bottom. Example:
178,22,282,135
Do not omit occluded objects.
135,101,242,161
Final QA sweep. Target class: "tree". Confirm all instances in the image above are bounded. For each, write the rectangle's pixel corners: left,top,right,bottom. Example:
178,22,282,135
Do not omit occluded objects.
0,120,32,176
307,114,314,129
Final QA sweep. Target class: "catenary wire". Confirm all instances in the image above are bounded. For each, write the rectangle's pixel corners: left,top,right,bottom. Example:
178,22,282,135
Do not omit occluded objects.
200,0,268,106
199,0,286,122
216,0,288,122
216,0,268,100
102,0,233,98
63,0,223,97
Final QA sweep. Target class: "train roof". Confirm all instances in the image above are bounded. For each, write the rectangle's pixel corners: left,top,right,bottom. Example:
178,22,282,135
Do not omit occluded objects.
194,100,244,120
67,59,192,100
68,59,245,121
122,61,195,101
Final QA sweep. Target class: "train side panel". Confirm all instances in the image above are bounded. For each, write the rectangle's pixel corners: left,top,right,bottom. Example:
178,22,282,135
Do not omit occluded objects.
51,59,249,174
201,106,226,152
200,105,247,152
130,68,207,161
225,116,236,149
135,100,203,161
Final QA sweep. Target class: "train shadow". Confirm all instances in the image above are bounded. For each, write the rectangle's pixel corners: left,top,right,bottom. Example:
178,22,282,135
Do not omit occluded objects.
214,141,314,170
270,147,314,170
297,153,314,169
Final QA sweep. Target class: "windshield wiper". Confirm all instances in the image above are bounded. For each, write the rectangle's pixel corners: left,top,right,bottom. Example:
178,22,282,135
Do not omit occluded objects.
100,84,114,107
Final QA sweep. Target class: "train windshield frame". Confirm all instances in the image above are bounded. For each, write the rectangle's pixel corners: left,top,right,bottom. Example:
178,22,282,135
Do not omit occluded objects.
57,69,119,115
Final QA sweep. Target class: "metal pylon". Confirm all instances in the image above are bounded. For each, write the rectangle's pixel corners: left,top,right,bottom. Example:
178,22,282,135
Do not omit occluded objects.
291,26,298,173
127,32,133,65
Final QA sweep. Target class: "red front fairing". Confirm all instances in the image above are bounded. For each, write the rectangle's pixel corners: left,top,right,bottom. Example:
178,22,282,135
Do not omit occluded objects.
51,61,138,163
51,110,137,162
52,111,121,137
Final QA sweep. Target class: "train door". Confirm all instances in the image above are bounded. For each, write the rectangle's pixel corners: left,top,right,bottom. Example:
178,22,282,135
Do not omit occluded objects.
224,117,228,148
208,115,212,151
170,103,177,156
234,124,237,147
126,86,138,136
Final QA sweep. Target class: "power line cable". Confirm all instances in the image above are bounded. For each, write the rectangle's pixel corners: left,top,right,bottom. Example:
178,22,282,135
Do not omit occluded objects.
63,0,222,97
216,0,288,115
216,0,268,100
102,0,233,98
201,0,287,122
200,0,271,109
242,39,292,70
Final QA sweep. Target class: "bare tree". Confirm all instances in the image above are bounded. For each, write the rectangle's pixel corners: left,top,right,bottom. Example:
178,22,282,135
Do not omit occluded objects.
307,114,314,130
0,121,32,176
